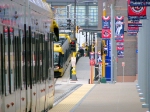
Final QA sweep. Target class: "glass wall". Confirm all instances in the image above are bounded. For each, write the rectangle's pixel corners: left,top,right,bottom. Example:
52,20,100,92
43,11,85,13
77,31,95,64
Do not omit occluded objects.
53,5,98,27
53,6,67,25
71,6,86,26
89,6,98,26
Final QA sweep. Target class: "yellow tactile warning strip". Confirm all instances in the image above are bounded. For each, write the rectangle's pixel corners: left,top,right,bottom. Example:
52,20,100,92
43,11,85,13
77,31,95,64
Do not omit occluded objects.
50,84,95,112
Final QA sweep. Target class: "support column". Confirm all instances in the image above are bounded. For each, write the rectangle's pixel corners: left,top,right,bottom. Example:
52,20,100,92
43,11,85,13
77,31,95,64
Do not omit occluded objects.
110,4,115,83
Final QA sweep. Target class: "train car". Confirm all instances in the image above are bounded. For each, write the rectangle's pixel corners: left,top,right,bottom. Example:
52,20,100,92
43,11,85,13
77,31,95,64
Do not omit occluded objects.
59,33,71,43
54,35,71,77
0,0,55,112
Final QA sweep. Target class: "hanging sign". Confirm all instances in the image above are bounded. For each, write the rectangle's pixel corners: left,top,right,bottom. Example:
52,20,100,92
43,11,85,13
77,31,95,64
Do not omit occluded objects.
117,50,124,58
102,16,111,29
115,16,124,40
128,0,147,20
102,29,111,39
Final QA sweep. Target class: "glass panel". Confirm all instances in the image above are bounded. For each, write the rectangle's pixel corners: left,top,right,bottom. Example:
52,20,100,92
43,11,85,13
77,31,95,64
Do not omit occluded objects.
40,34,44,81
18,29,22,89
89,6,98,26
35,33,40,82
32,32,36,84
71,6,85,26
54,52,59,65
1,27,5,111
9,27,15,93
0,32,3,110
4,26,9,95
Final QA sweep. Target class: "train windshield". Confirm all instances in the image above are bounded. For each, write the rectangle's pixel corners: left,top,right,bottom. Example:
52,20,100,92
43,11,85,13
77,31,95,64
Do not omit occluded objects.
54,52,59,65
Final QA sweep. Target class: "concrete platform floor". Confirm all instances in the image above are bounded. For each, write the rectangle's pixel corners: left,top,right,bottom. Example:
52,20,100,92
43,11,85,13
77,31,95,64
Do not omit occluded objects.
74,83,149,112
50,83,149,112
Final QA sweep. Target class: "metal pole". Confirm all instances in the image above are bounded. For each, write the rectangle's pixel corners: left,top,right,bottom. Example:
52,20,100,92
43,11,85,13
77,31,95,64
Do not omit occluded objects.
95,33,97,64
123,66,124,82
86,32,87,45
79,31,80,48
74,0,76,39
110,4,114,83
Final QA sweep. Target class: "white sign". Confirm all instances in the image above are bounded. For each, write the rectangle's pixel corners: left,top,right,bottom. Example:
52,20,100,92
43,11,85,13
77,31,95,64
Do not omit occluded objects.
71,57,76,67
122,62,125,67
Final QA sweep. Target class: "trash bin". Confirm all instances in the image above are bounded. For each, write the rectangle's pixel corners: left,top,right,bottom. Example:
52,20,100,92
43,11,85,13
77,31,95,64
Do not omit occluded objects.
94,64,99,81
70,66,72,79
100,77,106,83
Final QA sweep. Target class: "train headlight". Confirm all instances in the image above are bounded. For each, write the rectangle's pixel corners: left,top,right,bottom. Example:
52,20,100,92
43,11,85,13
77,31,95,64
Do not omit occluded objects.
54,66,60,70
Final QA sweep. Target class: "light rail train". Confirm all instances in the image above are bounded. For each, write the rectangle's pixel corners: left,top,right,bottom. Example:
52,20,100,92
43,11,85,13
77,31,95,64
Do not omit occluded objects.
0,0,55,111
54,34,71,77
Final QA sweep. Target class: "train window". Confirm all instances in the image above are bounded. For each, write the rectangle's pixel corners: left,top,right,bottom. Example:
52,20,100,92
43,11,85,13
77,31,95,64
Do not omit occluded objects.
54,52,59,65
18,29,22,89
32,32,36,84
35,33,40,82
60,54,63,67
49,33,53,68
0,33,4,95
39,34,42,82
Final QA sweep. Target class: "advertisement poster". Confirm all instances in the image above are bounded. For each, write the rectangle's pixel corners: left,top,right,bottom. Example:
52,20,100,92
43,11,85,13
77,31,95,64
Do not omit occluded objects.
102,16,111,29
115,16,124,40
102,29,111,39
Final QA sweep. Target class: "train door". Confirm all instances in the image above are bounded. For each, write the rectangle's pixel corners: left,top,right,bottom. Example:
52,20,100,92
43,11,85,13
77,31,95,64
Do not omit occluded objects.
39,33,46,111
26,28,32,112
0,25,4,112
19,29,26,112
31,31,37,112
3,26,16,112
0,29,1,112
15,29,23,112
34,33,41,111
20,25,31,112
47,33,54,109
44,33,49,110
0,2,2,112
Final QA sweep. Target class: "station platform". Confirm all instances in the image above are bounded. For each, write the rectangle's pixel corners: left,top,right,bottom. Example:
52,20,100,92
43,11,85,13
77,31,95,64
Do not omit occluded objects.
50,83,148,112
56,57,91,84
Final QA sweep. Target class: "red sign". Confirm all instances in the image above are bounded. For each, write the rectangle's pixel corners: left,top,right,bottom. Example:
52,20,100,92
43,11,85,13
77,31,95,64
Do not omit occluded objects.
90,59,95,66
102,29,111,39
